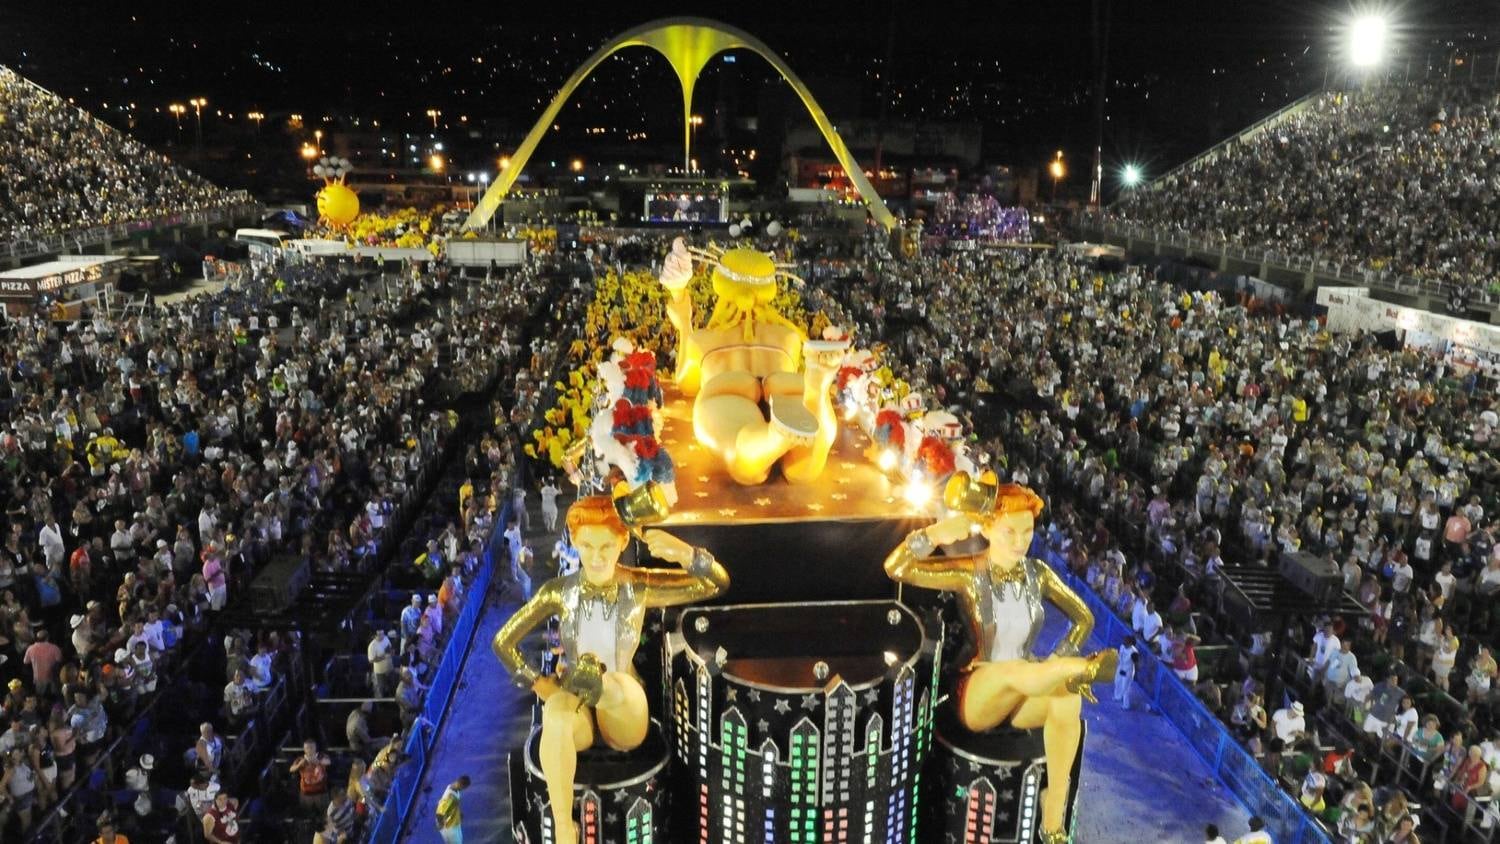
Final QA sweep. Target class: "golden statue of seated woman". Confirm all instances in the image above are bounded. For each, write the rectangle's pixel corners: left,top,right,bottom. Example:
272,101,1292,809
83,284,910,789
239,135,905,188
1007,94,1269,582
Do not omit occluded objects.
492,495,729,844
659,238,846,485
884,481,1115,843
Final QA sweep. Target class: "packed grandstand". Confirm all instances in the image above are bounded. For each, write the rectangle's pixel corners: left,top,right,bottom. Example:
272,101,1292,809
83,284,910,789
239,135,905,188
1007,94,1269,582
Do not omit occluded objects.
0,66,240,246
1111,84,1500,300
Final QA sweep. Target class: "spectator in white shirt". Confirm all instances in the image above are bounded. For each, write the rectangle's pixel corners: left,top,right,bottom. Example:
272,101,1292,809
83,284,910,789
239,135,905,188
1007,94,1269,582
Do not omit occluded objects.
1272,700,1306,744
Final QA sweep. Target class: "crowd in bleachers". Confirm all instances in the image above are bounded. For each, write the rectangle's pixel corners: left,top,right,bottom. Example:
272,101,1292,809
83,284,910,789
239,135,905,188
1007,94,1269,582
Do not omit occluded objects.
0,66,237,245
823,242,1500,842
1111,84,1500,297
0,249,557,841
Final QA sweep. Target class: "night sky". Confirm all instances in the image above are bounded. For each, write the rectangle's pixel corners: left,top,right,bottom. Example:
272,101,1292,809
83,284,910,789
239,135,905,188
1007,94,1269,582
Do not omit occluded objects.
3,1,1495,181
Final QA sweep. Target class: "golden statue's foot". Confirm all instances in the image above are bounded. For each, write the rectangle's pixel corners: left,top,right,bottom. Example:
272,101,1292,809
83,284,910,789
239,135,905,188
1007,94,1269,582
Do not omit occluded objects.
1064,650,1117,703
767,395,818,445
1038,786,1071,843
554,817,580,844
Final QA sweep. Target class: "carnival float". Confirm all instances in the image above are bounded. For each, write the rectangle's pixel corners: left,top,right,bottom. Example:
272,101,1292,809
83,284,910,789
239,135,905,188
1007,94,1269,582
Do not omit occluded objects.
494,237,1111,844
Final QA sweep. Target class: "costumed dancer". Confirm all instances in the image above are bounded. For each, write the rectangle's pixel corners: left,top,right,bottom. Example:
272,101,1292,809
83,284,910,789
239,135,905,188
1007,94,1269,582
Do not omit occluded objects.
884,482,1115,843
492,495,729,844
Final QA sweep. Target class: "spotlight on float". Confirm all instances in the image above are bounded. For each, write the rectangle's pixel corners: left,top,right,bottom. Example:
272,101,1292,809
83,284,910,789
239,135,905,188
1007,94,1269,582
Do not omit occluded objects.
1348,13,1391,68
1120,163,1143,189
902,481,933,508
878,449,898,472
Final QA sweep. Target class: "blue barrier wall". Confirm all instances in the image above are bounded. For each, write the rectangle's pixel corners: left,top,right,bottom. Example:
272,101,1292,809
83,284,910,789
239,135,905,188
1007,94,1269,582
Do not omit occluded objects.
368,501,510,844
1035,542,1331,844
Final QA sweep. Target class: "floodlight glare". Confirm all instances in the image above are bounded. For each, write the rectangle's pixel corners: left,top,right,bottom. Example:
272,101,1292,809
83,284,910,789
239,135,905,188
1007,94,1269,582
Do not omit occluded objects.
1121,164,1142,187
1348,14,1389,68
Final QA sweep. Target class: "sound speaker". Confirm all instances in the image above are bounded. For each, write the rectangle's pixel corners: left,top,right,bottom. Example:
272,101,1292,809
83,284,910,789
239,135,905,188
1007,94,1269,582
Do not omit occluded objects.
249,554,311,614
1279,551,1341,604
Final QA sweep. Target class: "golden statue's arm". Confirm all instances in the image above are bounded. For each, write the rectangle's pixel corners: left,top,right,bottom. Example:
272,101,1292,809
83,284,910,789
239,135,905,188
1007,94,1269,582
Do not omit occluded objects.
883,526,979,594
635,546,730,608
1038,563,1094,657
491,579,567,690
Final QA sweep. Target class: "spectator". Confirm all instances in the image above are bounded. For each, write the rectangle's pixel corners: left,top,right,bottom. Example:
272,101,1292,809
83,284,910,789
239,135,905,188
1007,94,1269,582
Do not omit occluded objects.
202,790,240,844
290,738,331,811
22,629,62,697
1272,699,1306,745
368,629,396,698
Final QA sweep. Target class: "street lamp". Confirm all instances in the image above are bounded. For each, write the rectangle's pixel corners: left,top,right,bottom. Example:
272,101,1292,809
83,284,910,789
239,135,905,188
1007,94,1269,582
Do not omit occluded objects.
247,111,264,131
1048,151,1066,203
571,158,584,173
188,97,207,156
168,103,185,131
426,108,441,129
428,153,445,172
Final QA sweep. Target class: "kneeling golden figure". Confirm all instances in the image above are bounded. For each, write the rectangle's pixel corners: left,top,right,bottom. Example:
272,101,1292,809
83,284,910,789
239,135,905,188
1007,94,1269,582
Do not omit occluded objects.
884,483,1114,843
661,244,845,485
492,496,729,844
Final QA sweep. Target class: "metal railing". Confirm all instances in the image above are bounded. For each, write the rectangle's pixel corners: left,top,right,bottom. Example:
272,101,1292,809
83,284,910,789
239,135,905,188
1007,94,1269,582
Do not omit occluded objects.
1035,542,1333,844
1078,213,1500,308
366,498,511,844
3,199,261,260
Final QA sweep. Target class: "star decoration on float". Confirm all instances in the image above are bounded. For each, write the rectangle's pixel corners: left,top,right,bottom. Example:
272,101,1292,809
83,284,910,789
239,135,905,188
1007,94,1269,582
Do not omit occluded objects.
613,790,629,804
800,693,820,711
807,502,824,512
839,462,856,470
830,493,847,501
861,689,879,706
694,491,709,498
757,718,770,734
697,476,710,483
747,689,762,703
837,477,852,485
773,699,792,714
718,508,738,517
754,497,772,507
726,688,738,702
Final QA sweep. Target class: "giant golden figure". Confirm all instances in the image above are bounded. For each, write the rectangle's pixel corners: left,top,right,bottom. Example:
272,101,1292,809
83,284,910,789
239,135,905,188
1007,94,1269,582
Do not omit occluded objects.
492,495,729,844
660,239,846,485
884,481,1115,843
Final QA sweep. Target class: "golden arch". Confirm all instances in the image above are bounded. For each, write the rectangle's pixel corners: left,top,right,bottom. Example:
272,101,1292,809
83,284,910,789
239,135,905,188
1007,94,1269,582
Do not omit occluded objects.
463,17,897,231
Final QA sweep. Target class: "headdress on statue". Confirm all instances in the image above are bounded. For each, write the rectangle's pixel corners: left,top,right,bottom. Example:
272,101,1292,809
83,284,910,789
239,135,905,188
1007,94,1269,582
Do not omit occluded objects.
993,483,1045,518
703,247,805,342
920,410,962,440
565,495,630,541
610,337,636,359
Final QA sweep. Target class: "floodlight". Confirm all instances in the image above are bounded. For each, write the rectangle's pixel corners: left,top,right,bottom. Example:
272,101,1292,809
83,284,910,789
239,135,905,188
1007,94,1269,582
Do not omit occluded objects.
1348,14,1389,68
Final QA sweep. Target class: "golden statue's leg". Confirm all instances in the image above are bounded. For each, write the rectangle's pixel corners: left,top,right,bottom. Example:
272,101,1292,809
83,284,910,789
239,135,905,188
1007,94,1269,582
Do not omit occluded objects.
694,373,792,485
539,690,595,844
959,657,1091,730
593,672,650,751
1010,693,1085,836
778,354,840,483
